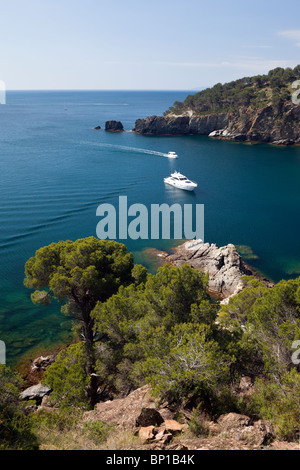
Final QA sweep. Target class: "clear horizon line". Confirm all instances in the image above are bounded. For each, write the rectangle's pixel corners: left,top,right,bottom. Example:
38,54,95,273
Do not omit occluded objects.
5,88,198,92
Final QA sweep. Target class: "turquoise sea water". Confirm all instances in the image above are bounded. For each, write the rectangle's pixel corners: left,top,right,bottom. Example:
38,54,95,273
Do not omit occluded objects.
1,90,300,365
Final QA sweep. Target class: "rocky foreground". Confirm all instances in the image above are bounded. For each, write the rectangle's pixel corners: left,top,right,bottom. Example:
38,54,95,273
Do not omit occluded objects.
42,384,297,450
20,372,298,450
132,102,300,145
21,381,298,450
152,239,273,301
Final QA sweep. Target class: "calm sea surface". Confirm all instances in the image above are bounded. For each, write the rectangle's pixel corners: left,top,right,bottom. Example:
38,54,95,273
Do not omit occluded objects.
1,90,300,365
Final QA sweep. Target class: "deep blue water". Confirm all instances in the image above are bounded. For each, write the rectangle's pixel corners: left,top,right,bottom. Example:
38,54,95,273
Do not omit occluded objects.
1,90,300,365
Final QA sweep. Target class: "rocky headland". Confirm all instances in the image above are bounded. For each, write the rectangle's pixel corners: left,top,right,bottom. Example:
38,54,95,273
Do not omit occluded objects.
149,239,273,301
133,113,230,136
132,66,300,145
132,102,300,145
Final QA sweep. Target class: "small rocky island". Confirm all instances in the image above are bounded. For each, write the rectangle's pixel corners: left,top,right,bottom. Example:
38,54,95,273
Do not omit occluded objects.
105,120,124,132
133,65,300,145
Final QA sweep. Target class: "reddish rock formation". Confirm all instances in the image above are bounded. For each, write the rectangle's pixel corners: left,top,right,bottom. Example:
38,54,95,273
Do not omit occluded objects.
82,385,297,451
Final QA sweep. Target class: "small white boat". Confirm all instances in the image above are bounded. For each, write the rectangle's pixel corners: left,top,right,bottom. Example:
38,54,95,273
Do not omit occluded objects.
164,171,197,191
167,151,178,159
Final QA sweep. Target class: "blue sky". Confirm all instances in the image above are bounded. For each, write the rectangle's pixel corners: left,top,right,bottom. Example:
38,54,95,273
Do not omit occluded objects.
1,0,300,90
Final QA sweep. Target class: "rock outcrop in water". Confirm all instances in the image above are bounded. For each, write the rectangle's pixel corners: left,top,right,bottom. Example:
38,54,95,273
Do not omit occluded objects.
132,102,300,145
158,239,273,300
105,120,124,132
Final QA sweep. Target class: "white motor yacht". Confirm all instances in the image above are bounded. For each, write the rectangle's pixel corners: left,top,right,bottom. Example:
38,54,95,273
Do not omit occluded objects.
164,171,197,191
166,151,178,159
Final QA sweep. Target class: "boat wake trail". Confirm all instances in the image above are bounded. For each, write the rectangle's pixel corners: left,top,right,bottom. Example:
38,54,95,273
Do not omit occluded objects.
79,141,173,158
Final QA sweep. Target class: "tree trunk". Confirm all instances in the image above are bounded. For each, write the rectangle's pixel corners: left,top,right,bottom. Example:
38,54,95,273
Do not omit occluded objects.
83,308,99,409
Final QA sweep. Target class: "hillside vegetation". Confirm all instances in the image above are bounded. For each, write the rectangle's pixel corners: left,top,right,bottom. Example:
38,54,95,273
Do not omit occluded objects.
1,239,299,450
165,65,300,116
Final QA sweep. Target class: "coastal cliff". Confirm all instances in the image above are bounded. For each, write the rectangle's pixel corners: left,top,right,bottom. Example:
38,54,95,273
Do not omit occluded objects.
133,113,230,136
132,66,300,145
133,103,300,145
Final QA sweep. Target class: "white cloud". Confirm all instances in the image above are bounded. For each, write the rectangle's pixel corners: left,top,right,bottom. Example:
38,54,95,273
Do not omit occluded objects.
222,59,293,71
155,61,221,67
242,45,272,49
278,30,300,46
155,59,294,72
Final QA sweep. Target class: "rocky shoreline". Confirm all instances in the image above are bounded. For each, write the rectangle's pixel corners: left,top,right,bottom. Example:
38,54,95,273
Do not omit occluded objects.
132,102,300,145
146,239,273,301
93,100,300,146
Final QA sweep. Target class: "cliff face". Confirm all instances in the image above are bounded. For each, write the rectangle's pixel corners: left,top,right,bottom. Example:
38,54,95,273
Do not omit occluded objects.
133,113,230,136
132,103,300,145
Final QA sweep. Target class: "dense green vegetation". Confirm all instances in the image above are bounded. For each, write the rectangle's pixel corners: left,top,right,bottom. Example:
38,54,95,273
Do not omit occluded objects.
24,237,135,408
1,238,299,449
165,65,300,116
0,365,38,450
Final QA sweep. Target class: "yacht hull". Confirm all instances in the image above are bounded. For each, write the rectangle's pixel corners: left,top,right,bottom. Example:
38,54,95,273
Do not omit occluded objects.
164,178,197,191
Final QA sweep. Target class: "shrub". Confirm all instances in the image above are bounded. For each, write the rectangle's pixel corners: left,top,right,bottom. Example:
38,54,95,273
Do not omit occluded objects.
42,343,90,410
251,369,300,441
0,365,38,450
